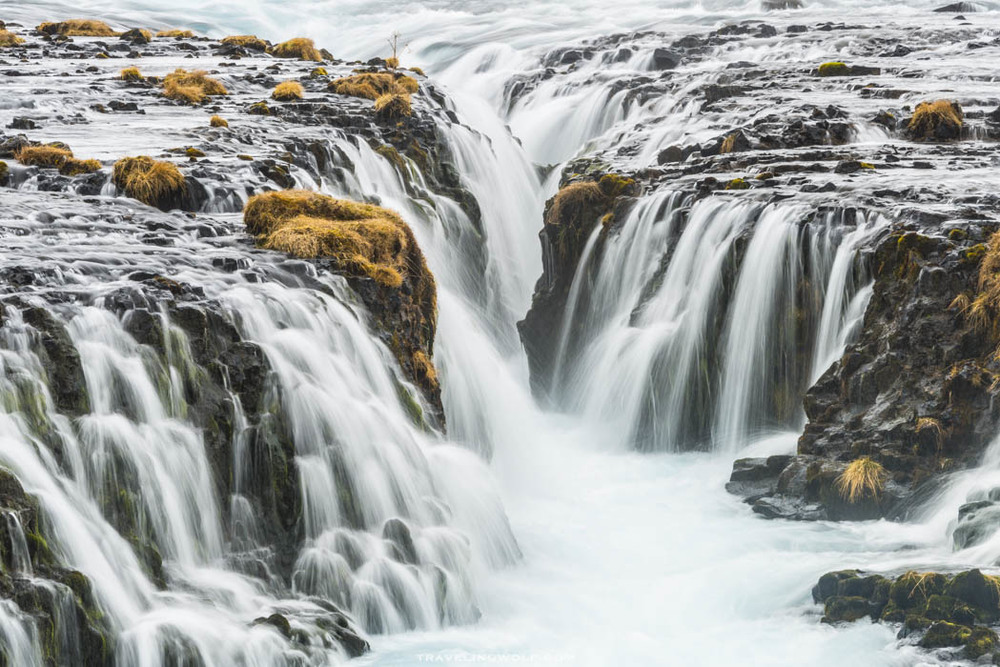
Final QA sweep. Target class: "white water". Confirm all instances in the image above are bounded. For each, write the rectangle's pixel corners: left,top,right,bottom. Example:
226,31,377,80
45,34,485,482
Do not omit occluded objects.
3,2,1000,667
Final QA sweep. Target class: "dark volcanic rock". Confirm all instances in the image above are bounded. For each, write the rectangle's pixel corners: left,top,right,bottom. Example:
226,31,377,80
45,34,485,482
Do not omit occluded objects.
518,174,637,399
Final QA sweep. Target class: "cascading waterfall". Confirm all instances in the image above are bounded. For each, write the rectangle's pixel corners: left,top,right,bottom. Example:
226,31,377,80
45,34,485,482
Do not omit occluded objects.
552,194,886,452
0,179,524,664
4,2,1000,666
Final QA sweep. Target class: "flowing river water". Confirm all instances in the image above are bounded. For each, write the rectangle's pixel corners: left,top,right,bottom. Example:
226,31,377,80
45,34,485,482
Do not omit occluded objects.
3,1,1000,665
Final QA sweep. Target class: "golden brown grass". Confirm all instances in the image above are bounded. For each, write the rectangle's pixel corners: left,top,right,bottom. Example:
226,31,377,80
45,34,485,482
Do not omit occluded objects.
408,66,425,77
374,93,412,121
162,69,228,105
269,37,321,62
916,416,946,452
836,457,886,503
221,34,267,50
952,230,1000,349
59,157,101,176
243,190,429,290
209,115,228,128
908,100,963,140
16,145,73,168
548,182,605,226
272,80,304,101
720,133,738,154
112,156,185,207
37,20,118,37
244,189,390,236
119,66,144,82
412,350,438,389
328,72,418,100
156,29,194,38
385,56,399,70
0,30,24,47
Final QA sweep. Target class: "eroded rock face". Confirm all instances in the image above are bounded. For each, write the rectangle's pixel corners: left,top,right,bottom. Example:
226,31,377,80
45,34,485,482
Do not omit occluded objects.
731,226,1000,520
0,468,113,665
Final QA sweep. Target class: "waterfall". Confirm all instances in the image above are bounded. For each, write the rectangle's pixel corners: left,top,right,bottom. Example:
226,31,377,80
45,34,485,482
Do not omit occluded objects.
2,1,995,665
552,194,885,452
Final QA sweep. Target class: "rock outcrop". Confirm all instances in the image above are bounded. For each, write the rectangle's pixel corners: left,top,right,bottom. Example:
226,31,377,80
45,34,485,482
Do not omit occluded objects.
518,173,636,398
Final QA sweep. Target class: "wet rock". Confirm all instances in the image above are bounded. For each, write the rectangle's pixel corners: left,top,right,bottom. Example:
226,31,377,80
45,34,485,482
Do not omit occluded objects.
8,117,37,130
21,306,88,416
822,596,870,623
253,613,292,638
933,2,980,11
651,48,681,71
952,501,1000,549
382,518,419,565
120,28,151,45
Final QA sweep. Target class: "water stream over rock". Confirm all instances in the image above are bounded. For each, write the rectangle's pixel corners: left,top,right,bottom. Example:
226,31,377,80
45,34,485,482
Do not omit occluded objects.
1,1,1000,665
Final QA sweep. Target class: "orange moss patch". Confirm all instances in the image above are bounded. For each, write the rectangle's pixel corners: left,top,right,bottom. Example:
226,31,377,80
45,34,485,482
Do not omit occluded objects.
36,20,118,37
272,80,304,101
209,115,228,128
269,37,321,62
162,69,228,105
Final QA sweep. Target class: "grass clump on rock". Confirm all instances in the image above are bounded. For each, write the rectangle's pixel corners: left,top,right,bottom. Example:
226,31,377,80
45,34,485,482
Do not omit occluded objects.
119,66,144,82
221,34,267,51
156,29,194,38
272,80,304,101
243,189,429,291
162,69,228,105
36,20,118,37
328,72,418,100
374,93,412,121
907,99,963,141
0,30,24,47
16,145,72,168
836,457,886,503
59,158,101,176
112,156,186,210
817,61,851,77
269,37,321,62
953,229,1000,343
209,115,228,128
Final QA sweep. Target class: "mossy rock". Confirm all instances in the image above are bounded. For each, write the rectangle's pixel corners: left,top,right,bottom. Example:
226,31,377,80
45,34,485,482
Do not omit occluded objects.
822,595,870,622
889,571,948,609
818,62,850,76
880,602,907,623
920,621,972,648
253,613,292,638
945,569,1000,618
965,625,998,659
